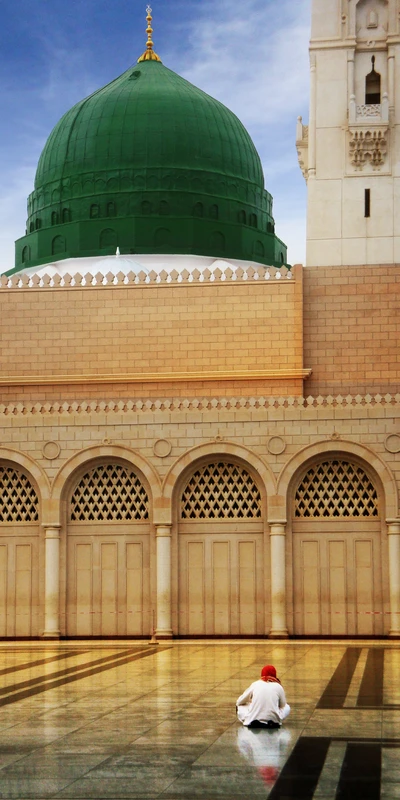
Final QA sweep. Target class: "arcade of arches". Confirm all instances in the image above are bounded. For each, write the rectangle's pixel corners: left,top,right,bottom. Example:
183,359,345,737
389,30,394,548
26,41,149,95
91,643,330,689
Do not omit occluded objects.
1,449,399,640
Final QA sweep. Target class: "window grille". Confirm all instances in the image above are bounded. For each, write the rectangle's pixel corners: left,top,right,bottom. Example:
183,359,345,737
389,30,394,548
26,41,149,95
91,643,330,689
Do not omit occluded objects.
0,467,39,523
70,465,149,521
181,462,262,519
295,460,378,518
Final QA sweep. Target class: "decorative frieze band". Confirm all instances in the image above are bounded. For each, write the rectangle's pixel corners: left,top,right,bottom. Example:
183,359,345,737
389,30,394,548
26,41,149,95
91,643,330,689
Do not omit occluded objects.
0,393,398,417
0,265,292,290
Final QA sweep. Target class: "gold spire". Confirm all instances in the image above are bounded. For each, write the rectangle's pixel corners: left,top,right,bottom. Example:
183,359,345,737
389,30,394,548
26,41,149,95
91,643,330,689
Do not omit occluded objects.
138,5,162,63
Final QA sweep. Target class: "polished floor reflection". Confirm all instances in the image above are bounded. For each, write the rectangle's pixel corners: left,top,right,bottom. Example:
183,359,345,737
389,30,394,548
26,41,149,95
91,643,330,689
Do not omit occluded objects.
0,640,397,798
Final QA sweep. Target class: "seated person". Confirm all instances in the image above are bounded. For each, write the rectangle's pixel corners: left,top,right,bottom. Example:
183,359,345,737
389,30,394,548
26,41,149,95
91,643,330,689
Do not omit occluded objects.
236,664,290,729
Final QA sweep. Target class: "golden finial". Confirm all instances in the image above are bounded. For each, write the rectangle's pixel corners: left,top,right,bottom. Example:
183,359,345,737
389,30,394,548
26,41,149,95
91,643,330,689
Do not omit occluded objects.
138,5,162,62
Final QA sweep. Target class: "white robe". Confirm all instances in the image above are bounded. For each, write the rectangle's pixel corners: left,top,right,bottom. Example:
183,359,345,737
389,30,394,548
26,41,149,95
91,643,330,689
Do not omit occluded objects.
236,679,290,726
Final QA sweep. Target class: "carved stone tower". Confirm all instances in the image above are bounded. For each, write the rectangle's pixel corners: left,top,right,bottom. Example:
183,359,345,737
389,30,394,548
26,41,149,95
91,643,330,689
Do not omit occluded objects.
297,0,400,266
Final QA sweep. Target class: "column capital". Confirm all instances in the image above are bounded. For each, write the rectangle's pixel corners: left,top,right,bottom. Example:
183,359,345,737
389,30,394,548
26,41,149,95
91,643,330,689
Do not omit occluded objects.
41,524,61,537
387,520,400,534
156,525,172,538
269,521,287,535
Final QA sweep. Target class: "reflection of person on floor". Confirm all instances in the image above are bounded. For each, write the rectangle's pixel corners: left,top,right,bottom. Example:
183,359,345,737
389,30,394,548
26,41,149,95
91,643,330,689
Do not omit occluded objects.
236,725,292,787
236,665,291,729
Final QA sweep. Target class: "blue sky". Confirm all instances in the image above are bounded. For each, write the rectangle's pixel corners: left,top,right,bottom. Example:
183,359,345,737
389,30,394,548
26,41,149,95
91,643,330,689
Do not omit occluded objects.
0,0,311,268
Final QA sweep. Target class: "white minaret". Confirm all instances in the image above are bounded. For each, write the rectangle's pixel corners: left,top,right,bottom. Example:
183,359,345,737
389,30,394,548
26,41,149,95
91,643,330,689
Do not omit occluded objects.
297,0,400,266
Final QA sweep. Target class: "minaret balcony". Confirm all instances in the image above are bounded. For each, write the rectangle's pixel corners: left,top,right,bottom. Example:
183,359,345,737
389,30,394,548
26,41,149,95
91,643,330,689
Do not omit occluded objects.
349,92,389,124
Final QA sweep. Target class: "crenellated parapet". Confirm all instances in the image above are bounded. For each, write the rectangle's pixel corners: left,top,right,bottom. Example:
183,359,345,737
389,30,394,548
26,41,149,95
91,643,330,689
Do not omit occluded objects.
0,264,293,290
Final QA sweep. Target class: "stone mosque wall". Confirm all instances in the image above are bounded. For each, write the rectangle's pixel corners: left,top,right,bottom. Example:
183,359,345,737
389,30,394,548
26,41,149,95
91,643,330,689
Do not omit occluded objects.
0,262,399,640
0,265,305,400
304,265,400,396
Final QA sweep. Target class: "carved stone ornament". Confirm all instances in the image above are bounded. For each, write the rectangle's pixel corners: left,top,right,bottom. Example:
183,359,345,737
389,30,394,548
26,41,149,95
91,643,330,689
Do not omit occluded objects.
153,439,172,458
385,434,400,454
268,436,286,455
42,441,61,460
296,116,309,182
349,128,388,170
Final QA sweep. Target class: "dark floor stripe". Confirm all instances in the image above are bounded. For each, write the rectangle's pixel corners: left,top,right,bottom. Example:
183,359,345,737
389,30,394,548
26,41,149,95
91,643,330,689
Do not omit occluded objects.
330,737,400,745
357,648,384,707
0,649,89,678
0,647,141,698
0,646,165,706
317,648,361,709
268,737,330,800
335,742,381,800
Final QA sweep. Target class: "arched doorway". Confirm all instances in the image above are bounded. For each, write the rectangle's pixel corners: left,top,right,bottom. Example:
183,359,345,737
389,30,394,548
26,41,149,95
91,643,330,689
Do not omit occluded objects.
178,460,265,636
0,464,41,636
66,462,151,637
291,458,385,636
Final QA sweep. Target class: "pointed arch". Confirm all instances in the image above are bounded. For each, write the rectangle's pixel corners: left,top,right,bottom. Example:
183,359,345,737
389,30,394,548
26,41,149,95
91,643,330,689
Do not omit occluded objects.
0,447,50,507
277,440,398,519
51,445,162,525
162,442,276,525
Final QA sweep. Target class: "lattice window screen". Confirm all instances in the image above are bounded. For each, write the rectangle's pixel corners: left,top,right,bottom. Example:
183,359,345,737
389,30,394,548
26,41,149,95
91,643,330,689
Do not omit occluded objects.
0,467,39,523
181,462,262,519
295,460,379,518
70,465,149,521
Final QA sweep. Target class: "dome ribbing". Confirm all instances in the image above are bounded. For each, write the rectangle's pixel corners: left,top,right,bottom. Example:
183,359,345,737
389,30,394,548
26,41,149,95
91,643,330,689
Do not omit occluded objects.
14,58,287,271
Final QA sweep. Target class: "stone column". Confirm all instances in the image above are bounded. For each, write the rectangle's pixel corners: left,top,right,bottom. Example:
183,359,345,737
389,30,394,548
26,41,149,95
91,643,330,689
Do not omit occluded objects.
308,53,317,178
387,521,400,636
42,524,61,639
155,525,173,639
269,522,289,638
388,47,395,112
347,50,356,122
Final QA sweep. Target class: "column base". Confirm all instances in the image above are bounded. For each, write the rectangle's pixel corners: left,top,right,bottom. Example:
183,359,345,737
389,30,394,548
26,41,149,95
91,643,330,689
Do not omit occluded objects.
154,629,173,640
388,630,400,638
268,629,289,639
41,630,61,639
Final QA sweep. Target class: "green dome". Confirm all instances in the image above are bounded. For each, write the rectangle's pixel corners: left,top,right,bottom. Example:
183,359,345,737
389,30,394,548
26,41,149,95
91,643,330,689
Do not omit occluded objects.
14,58,287,271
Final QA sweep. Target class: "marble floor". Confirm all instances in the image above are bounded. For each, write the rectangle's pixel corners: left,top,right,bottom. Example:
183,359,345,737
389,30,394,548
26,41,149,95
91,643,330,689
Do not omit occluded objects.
0,640,397,798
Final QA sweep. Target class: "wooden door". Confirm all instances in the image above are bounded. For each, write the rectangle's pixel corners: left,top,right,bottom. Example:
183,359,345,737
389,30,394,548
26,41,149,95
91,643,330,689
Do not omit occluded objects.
67,463,151,637
292,459,384,636
178,461,265,636
0,531,40,637
67,526,150,636
178,524,264,635
293,521,383,635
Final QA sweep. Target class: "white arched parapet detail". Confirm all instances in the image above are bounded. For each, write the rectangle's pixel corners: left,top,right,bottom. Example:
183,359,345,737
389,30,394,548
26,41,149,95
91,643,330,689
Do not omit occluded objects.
162,441,276,525
276,439,398,520
51,444,162,526
0,447,50,509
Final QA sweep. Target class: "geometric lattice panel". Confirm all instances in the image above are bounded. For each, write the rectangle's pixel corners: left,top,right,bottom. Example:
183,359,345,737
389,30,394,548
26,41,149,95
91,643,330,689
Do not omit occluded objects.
70,464,149,521
295,460,379,518
181,462,262,519
0,466,39,523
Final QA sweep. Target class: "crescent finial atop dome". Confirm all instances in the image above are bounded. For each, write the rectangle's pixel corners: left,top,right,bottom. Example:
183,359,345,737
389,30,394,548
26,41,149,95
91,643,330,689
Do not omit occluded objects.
138,5,162,62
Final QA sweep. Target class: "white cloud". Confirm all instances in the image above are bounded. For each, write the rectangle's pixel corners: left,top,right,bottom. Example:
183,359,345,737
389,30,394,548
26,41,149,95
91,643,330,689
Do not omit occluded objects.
166,0,311,263
170,0,310,128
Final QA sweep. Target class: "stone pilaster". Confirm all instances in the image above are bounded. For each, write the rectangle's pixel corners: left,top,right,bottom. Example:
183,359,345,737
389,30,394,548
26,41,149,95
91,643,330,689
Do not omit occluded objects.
155,525,173,639
42,524,61,639
269,521,289,638
387,520,400,636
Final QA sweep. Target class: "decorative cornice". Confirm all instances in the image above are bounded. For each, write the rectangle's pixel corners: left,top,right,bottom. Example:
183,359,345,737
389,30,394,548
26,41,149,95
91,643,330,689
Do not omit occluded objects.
0,393,398,417
0,369,312,387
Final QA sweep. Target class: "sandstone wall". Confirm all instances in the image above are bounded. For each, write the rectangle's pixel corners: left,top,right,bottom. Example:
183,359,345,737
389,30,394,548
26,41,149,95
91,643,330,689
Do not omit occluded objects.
303,264,400,395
